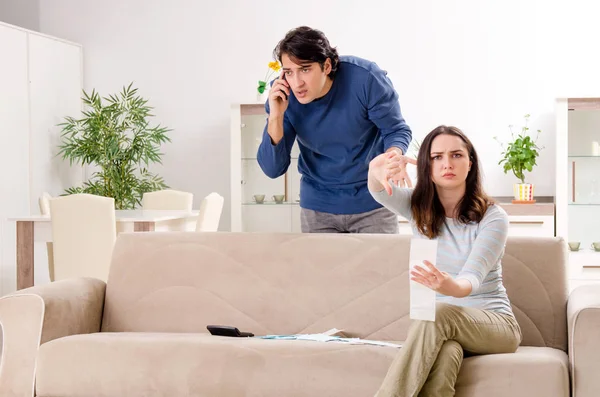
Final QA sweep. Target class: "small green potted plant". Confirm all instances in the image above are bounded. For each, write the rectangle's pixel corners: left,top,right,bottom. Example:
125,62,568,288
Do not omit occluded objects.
495,114,544,203
58,83,171,209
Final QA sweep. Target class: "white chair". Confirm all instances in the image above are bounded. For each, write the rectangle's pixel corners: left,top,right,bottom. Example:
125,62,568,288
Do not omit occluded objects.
38,192,55,281
195,192,224,232
49,193,116,282
39,192,52,215
142,189,193,211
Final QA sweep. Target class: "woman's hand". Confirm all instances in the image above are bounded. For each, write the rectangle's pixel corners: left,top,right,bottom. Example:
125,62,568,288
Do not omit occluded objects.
411,260,472,298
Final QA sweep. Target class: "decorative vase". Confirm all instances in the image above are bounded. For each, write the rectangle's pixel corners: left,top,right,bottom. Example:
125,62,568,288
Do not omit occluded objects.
256,89,269,103
513,183,535,203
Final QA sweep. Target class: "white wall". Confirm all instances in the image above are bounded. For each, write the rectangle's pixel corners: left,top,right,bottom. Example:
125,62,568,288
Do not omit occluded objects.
38,0,600,229
0,0,39,31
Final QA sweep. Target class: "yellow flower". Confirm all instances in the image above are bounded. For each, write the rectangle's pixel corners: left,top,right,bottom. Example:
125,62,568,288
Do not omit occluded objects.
268,61,281,72
258,60,283,93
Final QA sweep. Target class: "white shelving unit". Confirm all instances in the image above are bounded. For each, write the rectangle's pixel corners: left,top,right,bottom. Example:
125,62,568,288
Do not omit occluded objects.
230,103,301,232
555,97,600,291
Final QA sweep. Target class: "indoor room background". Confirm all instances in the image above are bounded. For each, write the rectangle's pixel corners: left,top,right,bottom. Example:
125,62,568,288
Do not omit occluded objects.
1,0,599,232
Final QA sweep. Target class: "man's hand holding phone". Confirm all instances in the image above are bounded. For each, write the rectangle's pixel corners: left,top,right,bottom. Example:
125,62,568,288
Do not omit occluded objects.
268,72,290,118
266,72,290,145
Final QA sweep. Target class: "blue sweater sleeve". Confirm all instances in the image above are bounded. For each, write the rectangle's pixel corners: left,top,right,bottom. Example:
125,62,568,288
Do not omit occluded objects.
366,64,412,155
256,99,297,179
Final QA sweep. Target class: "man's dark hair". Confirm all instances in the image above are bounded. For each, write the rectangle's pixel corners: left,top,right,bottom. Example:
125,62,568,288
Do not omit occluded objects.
273,26,340,79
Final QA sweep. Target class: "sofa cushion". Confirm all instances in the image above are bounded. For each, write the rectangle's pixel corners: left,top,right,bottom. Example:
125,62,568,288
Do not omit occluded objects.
502,237,569,351
456,346,569,396
36,333,569,397
36,332,397,397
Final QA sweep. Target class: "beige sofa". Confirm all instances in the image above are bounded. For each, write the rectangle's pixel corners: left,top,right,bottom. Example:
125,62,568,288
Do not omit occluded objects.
0,232,598,397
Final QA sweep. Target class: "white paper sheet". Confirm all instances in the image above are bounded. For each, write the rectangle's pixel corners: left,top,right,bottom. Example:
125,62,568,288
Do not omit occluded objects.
409,238,438,322
258,333,402,348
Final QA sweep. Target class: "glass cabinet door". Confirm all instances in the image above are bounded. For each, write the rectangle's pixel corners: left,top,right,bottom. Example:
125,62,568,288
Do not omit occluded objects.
567,108,600,266
239,106,301,232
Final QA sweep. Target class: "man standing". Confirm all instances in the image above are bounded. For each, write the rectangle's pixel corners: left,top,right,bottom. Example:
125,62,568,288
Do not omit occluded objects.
257,26,413,233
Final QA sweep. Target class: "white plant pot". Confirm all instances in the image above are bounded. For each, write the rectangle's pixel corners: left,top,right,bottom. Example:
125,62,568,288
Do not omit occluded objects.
513,183,535,202
256,89,269,103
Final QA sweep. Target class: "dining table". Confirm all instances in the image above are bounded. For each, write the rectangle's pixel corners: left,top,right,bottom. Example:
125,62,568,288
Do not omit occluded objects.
9,210,199,290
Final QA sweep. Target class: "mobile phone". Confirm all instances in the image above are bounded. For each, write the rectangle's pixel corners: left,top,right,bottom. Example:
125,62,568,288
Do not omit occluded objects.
280,73,288,100
206,325,254,338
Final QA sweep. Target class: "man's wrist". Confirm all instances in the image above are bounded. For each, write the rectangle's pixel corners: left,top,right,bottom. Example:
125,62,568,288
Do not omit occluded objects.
268,114,283,124
267,115,284,145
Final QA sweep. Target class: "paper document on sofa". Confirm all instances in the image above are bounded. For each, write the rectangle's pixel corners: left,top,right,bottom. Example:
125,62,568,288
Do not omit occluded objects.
409,238,437,322
258,333,401,348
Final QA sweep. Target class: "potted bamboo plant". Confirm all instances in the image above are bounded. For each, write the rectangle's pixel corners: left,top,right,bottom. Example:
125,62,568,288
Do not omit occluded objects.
58,83,171,209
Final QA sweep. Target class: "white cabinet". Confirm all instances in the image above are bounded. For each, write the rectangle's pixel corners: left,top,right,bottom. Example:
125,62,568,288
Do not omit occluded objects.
555,98,600,242
567,251,600,293
555,97,600,289
506,215,554,237
0,22,83,295
230,103,301,232
28,33,84,211
398,214,554,238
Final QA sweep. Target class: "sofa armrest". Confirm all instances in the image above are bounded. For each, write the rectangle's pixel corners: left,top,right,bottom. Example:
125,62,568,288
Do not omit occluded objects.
568,284,600,397
0,278,105,397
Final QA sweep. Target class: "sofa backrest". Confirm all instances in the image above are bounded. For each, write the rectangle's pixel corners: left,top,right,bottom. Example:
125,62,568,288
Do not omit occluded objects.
100,232,568,351
502,236,568,351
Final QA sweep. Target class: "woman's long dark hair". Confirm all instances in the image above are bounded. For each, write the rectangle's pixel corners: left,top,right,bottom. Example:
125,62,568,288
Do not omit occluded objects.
273,26,340,79
411,126,493,239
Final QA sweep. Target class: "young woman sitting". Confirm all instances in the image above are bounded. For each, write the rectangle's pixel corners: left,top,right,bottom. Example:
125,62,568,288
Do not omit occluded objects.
368,125,522,397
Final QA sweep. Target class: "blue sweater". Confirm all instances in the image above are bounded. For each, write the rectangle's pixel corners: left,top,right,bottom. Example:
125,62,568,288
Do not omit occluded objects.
257,55,412,215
